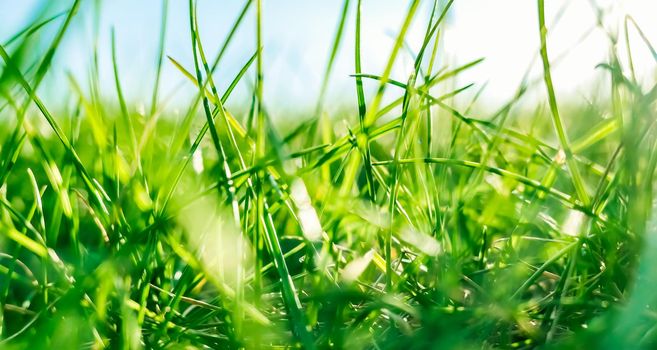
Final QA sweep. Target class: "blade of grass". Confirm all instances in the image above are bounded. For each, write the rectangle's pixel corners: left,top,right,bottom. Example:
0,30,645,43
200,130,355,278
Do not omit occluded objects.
537,0,590,207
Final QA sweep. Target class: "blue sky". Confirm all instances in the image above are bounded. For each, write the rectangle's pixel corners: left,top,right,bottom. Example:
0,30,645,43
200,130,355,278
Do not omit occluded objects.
1,0,656,116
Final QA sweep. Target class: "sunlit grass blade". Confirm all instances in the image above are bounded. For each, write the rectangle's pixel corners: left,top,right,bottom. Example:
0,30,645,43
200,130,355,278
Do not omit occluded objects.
537,0,590,207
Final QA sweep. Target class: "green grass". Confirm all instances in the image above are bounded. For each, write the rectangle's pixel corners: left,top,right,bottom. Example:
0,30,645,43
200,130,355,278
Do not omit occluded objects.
1,0,657,348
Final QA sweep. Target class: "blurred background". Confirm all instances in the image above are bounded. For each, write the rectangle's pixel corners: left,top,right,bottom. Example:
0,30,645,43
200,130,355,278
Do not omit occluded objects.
0,0,656,116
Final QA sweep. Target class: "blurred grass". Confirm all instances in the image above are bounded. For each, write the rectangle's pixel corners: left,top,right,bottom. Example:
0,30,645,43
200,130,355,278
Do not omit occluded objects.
1,0,657,349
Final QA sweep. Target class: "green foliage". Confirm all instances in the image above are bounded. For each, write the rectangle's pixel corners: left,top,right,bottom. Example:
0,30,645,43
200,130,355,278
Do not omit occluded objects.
1,0,656,349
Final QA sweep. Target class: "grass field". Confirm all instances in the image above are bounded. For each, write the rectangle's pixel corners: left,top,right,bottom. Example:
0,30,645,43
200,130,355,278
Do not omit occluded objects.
1,0,657,348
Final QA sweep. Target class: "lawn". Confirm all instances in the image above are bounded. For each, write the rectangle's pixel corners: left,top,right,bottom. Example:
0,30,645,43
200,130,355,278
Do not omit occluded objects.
1,0,656,348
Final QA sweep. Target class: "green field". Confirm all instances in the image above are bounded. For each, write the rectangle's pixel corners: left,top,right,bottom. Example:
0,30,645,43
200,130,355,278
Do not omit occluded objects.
1,0,657,348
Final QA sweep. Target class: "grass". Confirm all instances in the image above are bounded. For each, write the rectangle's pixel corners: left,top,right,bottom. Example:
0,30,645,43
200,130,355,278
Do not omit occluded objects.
0,0,657,348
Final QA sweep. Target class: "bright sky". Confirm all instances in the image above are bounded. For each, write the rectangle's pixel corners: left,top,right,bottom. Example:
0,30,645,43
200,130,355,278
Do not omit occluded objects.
1,0,656,115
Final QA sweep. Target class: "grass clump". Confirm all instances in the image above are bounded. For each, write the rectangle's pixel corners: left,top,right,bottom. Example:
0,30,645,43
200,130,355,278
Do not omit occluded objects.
1,0,657,349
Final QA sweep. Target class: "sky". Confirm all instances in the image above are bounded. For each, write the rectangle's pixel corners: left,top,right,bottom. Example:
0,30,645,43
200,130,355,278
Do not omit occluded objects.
1,0,656,116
